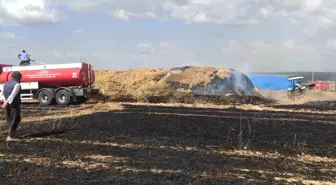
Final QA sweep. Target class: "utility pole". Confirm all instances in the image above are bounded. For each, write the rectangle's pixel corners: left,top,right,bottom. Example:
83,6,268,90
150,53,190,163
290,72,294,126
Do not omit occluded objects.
142,52,150,68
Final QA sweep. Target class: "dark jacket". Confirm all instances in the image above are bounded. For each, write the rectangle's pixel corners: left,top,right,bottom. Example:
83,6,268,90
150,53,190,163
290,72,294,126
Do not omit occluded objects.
3,79,21,107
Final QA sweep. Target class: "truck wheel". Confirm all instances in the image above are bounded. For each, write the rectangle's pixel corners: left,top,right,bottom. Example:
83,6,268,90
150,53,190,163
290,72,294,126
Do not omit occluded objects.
38,90,53,106
55,90,72,105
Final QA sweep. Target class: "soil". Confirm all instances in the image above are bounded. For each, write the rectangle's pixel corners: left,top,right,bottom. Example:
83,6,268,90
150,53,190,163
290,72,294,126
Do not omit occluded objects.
0,101,335,185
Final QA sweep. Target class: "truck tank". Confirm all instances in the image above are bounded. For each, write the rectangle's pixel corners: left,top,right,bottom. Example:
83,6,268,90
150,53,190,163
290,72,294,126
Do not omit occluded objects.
0,63,95,88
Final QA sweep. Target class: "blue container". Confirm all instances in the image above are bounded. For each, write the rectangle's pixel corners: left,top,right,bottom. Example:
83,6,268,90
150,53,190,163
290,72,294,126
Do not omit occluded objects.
248,74,289,90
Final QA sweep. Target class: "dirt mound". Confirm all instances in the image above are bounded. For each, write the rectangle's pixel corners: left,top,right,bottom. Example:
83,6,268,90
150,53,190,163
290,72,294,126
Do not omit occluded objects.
93,66,262,104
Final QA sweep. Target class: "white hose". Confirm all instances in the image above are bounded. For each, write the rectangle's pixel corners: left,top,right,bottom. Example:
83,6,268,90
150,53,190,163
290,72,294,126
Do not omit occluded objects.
30,60,46,65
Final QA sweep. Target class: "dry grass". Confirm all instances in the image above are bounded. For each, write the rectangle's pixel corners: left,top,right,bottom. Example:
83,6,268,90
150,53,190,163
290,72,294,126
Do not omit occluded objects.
93,68,170,101
260,89,336,105
92,67,260,104
0,101,336,185
163,66,230,85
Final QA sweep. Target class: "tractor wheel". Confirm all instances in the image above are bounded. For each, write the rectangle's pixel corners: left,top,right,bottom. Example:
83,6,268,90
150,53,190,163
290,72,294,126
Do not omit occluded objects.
287,91,295,101
301,89,308,96
294,89,301,97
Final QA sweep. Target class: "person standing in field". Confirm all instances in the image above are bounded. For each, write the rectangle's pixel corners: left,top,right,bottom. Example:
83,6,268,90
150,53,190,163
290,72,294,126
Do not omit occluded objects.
0,71,22,141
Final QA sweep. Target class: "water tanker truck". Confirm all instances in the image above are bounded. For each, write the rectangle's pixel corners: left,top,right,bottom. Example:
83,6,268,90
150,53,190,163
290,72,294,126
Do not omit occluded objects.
0,62,98,106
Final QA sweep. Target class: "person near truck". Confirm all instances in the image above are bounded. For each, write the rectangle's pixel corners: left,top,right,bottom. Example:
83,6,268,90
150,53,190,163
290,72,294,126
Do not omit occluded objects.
0,71,22,141
18,50,31,66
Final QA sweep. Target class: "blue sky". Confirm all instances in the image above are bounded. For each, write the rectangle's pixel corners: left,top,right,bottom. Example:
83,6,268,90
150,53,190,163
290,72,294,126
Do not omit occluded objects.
1,0,336,72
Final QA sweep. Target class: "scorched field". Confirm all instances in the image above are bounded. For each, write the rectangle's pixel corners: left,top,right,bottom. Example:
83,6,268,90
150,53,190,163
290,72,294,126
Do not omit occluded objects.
0,100,336,185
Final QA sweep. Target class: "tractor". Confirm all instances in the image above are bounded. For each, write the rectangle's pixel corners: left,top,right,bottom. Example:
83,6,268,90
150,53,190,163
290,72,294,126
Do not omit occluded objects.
287,76,314,100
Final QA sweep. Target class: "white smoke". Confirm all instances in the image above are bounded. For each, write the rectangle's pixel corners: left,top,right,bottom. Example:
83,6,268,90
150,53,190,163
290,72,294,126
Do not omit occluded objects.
230,62,254,95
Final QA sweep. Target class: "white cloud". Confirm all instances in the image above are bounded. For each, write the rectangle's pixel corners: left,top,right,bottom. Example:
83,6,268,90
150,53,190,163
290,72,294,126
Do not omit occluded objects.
1,0,336,72
221,40,320,72
72,30,84,34
258,0,336,33
52,50,63,58
280,0,322,11
159,42,170,48
137,43,152,49
325,39,336,49
161,0,260,25
0,32,16,39
136,42,177,55
0,0,334,27
108,9,130,21
284,39,295,49
0,0,65,26
107,9,156,21
0,0,334,28
44,0,261,25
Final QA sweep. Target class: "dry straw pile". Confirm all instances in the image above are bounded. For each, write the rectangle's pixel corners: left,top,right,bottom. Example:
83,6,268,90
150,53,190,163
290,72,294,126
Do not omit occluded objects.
93,66,261,104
